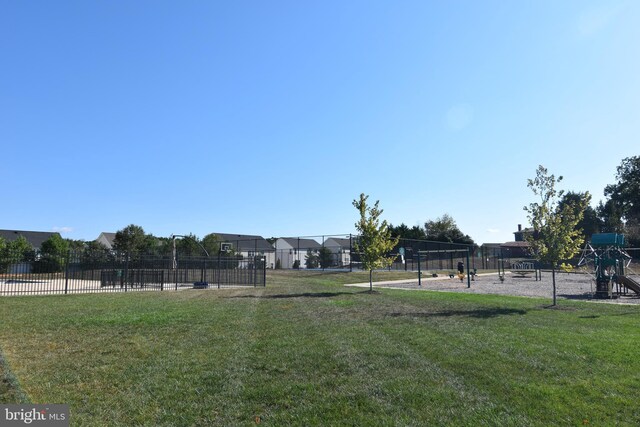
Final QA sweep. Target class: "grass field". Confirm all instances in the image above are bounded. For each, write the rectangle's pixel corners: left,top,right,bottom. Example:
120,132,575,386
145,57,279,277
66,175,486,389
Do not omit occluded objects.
1,270,640,426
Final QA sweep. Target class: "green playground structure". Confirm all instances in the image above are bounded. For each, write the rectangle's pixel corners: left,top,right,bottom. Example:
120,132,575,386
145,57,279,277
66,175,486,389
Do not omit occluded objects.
579,233,639,299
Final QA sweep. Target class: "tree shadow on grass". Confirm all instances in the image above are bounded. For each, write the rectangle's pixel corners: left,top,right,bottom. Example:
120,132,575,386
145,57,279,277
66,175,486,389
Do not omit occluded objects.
226,291,362,299
388,307,528,319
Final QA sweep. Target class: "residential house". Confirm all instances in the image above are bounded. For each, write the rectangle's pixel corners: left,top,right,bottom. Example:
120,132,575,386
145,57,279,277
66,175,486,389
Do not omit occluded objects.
500,224,533,258
274,238,322,269
214,233,276,268
323,237,352,267
95,232,116,249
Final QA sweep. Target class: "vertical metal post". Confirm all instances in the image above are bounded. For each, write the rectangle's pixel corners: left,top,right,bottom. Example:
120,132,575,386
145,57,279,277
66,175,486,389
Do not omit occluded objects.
466,248,471,288
124,253,129,292
64,250,70,295
322,236,325,271
349,234,353,272
175,254,178,291
417,250,422,287
263,256,267,287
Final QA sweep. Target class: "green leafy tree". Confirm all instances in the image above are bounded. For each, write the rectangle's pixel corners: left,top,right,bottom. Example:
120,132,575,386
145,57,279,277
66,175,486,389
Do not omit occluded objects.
174,233,206,256
318,246,334,268
36,234,70,272
425,214,475,245
79,240,112,266
0,237,7,273
304,249,319,269
558,191,602,245
113,225,148,254
597,199,624,234
66,239,86,252
0,236,34,273
524,166,589,306
389,223,427,240
603,156,640,247
353,193,400,291
202,233,221,256
604,156,640,220
6,236,34,261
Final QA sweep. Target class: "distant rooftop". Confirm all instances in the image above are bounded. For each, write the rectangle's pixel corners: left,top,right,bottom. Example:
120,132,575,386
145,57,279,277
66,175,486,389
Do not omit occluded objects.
0,229,60,249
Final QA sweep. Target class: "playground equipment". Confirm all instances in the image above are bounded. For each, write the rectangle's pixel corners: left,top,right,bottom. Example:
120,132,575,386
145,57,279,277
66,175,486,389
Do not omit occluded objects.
578,233,638,299
415,248,472,288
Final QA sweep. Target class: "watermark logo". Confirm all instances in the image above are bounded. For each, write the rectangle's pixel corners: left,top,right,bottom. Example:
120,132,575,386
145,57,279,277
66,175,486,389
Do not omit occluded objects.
1,405,69,426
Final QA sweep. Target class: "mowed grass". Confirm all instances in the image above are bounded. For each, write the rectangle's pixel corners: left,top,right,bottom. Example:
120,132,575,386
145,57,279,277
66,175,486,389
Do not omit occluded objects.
1,270,640,426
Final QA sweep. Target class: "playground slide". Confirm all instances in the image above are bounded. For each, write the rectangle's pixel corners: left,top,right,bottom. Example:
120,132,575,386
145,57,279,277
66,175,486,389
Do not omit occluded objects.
617,276,640,295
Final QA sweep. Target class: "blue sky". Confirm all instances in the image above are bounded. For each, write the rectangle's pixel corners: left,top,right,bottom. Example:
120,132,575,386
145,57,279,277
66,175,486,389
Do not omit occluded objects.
2,1,639,244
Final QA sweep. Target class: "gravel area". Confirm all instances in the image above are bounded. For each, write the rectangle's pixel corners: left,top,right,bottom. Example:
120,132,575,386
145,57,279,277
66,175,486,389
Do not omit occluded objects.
346,272,640,305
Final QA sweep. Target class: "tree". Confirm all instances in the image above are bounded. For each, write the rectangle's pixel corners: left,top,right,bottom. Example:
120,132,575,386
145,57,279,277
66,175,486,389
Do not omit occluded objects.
602,156,640,247
318,246,334,268
304,249,319,269
353,193,399,291
173,233,208,256
425,214,475,245
36,234,70,272
524,166,588,306
597,199,624,234
604,156,640,220
389,223,427,240
6,236,34,261
0,237,7,273
0,236,34,273
558,191,602,245
113,225,149,254
202,233,221,256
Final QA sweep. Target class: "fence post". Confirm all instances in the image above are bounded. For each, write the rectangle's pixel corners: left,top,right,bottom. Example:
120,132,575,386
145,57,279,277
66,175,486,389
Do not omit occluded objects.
348,234,352,272
124,253,129,292
64,250,70,295
466,248,471,289
263,256,267,287
253,257,257,287
417,251,422,287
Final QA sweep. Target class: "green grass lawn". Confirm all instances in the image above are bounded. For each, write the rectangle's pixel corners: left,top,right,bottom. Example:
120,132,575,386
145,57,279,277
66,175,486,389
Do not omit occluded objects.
1,270,640,426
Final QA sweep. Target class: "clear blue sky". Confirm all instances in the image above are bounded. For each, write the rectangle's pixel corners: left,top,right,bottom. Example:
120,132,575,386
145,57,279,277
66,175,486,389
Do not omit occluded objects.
2,1,639,245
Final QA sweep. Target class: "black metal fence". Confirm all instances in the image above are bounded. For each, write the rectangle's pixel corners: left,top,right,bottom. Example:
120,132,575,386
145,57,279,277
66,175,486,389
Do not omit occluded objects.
0,250,266,296
272,235,483,272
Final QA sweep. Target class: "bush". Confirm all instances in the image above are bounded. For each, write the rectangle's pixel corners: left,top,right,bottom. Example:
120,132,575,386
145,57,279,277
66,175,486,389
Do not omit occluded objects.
293,260,300,269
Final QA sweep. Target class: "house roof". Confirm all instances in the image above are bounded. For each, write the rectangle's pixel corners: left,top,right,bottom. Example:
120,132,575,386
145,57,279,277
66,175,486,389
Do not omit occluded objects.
501,241,531,248
214,233,274,252
96,232,116,244
277,238,322,249
324,237,352,248
514,227,534,234
0,229,60,249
